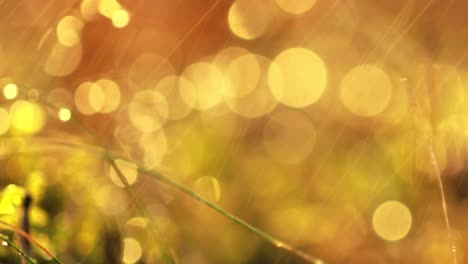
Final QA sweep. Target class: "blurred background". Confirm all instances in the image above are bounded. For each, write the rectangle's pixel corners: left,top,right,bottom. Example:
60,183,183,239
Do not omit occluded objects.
0,0,467,263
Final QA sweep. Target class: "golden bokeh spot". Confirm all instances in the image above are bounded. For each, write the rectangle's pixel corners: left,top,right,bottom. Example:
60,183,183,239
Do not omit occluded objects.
139,131,167,169
163,127,205,181
81,0,100,21
193,176,221,202
56,16,83,47
372,201,412,241
45,42,82,77
98,0,122,18
9,100,46,135
129,90,168,133
109,159,138,187
340,65,392,117
0,108,9,135
225,55,278,118
112,9,130,28
3,83,18,100
224,53,261,99
179,62,226,110
89,79,121,113
155,76,192,120
275,0,316,14
122,237,142,264
58,108,72,122
263,109,316,164
74,82,97,115
269,48,327,108
96,185,126,215
228,0,271,40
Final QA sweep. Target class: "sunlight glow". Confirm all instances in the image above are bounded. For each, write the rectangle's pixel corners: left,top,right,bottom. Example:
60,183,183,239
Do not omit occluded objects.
269,48,327,108
58,108,72,122
275,0,316,14
0,108,9,135
9,100,46,135
372,201,412,241
228,0,270,40
3,83,18,100
340,65,392,117
123,237,142,264
112,9,130,28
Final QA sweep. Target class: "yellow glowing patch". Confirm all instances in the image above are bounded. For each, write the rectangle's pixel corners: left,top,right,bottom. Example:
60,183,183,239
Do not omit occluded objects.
98,0,122,18
81,0,99,21
193,176,222,202
88,79,121,114
122,237,142,264
45,42,82,77
0,184,25,215
263,109,316,164
179,62,226,110
224,53,261,99
109,159,138,187
58,108,71,122
225,55,278,118
129,90,168,132
0,107,9,135
139,131,167,169
3,83,18,100
56,16,83,47
228,0,270,40
340,64,392,117
269,48,327,108
275,0,316,14
155,76,192,120
75,82,96,115
9,100,46,135
112,9,130,28
372,201,412,241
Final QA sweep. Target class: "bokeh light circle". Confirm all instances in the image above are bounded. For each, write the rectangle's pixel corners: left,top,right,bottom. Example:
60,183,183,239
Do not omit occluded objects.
340,64,392,117
275,0,316,14
268,48,327,108
372,200,412,241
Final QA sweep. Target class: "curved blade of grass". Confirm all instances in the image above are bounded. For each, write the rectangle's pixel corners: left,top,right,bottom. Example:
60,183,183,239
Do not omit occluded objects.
0,220,62,264
0,234,36,264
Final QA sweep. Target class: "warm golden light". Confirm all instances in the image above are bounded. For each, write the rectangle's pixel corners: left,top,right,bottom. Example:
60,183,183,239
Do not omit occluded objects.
225,55,278,118
75,82,96,115
340,65,392,117
224,53,261,99
109,159,138,187
372,201,412,241
45,42,82,77
269,48,327,108
122,237,142,264
193,176,221,202
128,90,168,132
3,83,18,100
179,62,226,110
56,16,83,47
0,107,10,135
139,131,167,169
228,0,270,40
112,9,130,28
9,100,46,135
263,109,316,164
89,79,121,113
275,0,316,14
58,108,71,122
155,76,192,120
